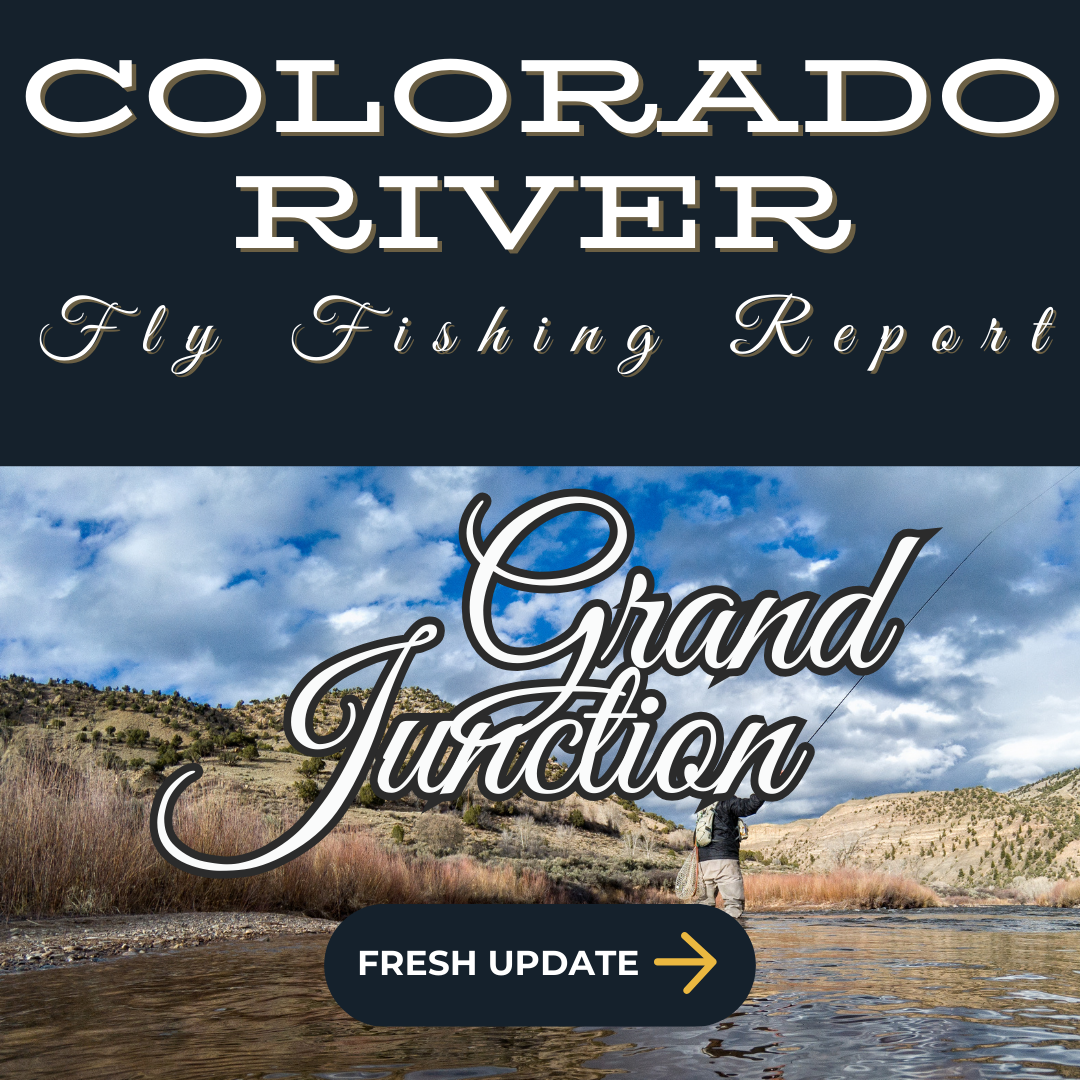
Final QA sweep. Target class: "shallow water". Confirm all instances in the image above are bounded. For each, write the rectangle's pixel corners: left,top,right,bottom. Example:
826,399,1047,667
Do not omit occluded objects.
1,908,1077,1080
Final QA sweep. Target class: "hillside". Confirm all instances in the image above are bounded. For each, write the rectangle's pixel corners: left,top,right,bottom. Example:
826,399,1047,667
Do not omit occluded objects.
0,676,689,898
747,770,1080,895
2,674,1078,901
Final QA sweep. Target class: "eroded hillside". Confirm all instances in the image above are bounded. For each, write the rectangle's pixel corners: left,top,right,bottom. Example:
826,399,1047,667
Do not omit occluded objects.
747,772,1080,893
0,675,689,898
3,674,1078,899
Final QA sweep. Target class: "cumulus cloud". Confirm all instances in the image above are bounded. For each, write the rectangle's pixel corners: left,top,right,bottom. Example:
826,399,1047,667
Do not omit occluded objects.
967,606,1080,783
0,467,469,701
0,465,1076,825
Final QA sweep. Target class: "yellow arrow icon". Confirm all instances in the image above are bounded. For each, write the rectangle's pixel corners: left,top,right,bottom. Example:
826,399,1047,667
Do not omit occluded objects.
653,932,718,994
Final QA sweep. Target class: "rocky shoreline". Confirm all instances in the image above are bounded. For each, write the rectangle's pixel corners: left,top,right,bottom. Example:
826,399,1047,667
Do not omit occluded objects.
0,911,338,974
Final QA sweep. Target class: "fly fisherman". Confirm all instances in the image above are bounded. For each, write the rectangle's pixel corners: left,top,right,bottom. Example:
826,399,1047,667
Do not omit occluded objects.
693,793,765,918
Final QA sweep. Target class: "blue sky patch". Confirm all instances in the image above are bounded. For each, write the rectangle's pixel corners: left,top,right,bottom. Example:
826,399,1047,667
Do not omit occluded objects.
280,530,338,557
225,569,265,589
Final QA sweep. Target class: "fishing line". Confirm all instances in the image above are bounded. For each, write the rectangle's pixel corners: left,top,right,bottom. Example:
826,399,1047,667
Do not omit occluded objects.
806,465,1079,744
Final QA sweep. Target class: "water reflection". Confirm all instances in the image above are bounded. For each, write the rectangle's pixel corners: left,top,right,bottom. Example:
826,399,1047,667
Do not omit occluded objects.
0,935,609,1080
595,908,1080,1079
0,908,1077,1080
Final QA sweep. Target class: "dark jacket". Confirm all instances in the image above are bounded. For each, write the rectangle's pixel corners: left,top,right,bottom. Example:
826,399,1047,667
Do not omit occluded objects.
697,794,765,862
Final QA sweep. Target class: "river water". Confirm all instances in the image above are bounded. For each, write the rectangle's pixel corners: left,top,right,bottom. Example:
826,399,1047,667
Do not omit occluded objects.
1,908,1077,1080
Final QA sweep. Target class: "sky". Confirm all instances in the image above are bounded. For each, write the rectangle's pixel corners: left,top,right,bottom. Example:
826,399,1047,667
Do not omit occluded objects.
0,465,1077,826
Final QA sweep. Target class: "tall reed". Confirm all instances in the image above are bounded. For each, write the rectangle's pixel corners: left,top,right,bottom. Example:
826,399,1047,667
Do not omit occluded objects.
745,868,939,909
0,742,576,917
1034,879,1080,907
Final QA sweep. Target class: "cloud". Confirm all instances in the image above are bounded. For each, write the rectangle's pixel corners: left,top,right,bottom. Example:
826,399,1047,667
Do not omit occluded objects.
327,606,381,635
791,556,838,581
967,606,1080,782
0,467,468,701
0,465,1076,825
891,630,974,684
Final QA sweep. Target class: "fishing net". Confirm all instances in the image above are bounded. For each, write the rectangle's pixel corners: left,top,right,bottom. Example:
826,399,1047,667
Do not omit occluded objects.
675,846,706,901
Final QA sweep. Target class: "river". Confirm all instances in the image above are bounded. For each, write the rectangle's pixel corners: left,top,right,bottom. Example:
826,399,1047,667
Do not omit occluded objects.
1,908,1077,1079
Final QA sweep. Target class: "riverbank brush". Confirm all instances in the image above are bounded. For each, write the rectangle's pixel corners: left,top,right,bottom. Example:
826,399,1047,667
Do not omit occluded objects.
745,868,940,909
1034,879,1080,907
0,744,583,917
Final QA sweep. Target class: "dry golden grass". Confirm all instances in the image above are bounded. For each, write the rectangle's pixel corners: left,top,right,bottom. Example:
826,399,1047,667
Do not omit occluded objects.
745,868,939,910
1035,879,1080,907
0,743,578,917
23,738,1066,917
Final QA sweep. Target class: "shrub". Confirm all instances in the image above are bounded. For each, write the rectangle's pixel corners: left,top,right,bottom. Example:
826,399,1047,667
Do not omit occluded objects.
390,823,405,843
185,738,211,758
105,726,116,738
240,745,258,761
151,746,180,771
357,783,384,809
568,808,586,828
293,778,320,803
415,813,465,855
501,814,546,858
297,757,326,777
462,804,482,826
123,728,149,748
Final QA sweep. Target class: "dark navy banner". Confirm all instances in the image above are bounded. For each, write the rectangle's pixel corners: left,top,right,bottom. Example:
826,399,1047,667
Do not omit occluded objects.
8,0,1072,461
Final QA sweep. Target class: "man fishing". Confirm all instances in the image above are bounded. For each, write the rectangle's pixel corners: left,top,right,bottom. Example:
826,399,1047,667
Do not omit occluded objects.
694,793,764,918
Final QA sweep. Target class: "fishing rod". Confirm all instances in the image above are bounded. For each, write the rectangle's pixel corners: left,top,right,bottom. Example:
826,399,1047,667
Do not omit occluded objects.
807,465,1080,744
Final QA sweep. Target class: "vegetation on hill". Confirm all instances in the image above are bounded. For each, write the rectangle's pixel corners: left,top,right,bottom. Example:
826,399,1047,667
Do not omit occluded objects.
1,675,1077,915
0,676,688,913
748,772,1080,896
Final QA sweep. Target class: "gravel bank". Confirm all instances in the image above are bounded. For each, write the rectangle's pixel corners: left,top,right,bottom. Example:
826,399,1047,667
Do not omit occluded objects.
0,911,337,973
